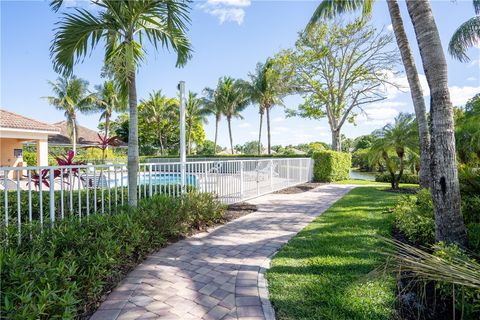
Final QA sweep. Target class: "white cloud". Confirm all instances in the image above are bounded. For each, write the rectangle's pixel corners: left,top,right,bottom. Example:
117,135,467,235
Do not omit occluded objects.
237,122,251,128
467,77,477,81
387,24,393,32
357,107,399,126
272,116,285,123
200,0,251,25
382,70,430,99
449,86,480,106
469,59,480,68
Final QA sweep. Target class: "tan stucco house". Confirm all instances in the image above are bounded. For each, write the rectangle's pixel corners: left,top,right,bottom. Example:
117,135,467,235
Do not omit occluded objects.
0,109,60,171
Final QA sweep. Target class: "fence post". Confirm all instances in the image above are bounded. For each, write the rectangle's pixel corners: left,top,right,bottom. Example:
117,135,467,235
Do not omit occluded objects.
240,161,244,200
270,159,273,191
149,164,153,197
49,168,55,227
287,159,290,186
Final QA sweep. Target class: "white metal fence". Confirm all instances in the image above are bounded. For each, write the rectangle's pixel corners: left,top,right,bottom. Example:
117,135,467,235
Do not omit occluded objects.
1,158,313,234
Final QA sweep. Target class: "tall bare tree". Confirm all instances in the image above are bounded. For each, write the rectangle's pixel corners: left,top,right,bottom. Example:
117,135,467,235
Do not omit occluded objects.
277,18,399,151
309,0,431,188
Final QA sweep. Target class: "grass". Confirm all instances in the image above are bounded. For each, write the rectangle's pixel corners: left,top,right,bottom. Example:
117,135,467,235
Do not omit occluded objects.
266,187,402,320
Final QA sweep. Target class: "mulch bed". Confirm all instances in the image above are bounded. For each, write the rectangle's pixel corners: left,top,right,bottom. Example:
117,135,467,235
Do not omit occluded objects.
224,202,258,221
273,182,325,194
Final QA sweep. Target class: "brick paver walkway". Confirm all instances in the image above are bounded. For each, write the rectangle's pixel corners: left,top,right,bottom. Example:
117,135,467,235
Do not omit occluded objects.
91,184,355,320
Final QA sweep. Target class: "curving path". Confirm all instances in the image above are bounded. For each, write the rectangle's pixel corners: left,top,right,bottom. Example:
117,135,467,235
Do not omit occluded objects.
91,184,355,320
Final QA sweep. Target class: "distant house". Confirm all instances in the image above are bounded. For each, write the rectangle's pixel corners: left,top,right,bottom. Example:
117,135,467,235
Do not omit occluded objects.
0,109,60,171
49,121,103,147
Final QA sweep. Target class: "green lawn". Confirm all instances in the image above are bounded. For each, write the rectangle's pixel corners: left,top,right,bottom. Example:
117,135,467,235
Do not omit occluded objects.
266,187,402,320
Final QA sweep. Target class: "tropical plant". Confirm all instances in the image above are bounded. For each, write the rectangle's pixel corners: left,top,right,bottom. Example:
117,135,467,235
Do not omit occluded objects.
95,80,127,140
277,18,399,151
140,91,179,155
185,91,209,155
406,0,467,245
369,113,418,189
85,134,122,163
245,59,285,155
49,0,192,207
309,0,431,188
448,0,480,62
456,94,480,164
44,76,97,154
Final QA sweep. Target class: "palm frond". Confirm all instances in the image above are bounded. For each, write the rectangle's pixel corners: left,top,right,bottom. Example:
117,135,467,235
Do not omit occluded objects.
308,0,373,29
448,16,480,62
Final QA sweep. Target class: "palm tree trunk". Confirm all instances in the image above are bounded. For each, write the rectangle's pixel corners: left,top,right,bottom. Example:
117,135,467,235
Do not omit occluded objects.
127,70,139,207
227,117,234,155
387,0,430,189
214,116,219,156
105,113,111,151
406,0,466,245
266,107,271,154
258,109,264,155
72,118,77,155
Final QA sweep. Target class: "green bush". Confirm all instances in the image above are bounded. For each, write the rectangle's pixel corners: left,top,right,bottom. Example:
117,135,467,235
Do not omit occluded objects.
467,223,480,254
0,192,225,319
22,151,37,166
375,172,419,184
312,150,351,182
393,189,435,245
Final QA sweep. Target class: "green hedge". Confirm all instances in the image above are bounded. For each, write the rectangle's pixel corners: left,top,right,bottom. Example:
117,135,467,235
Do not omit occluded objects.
0,192,225,319
312,151,351,182
375,173,419,184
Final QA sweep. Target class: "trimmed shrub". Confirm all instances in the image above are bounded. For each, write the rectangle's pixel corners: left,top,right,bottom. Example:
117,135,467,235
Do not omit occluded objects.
393,189,435,245
312,150,351,182
0,192,225,320
375,172,419,184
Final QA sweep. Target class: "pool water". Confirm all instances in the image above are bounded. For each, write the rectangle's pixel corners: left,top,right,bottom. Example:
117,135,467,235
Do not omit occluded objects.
115,173,197,186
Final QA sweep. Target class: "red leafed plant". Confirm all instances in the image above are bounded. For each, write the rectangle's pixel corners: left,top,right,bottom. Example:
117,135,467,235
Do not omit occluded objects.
28,169,60,190
86,134,122,163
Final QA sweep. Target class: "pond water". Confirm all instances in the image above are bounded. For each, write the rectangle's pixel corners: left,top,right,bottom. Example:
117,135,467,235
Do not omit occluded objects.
349,169,376,181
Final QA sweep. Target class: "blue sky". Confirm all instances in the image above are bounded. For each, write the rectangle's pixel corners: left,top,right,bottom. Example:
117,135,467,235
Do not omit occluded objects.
1,0,479,148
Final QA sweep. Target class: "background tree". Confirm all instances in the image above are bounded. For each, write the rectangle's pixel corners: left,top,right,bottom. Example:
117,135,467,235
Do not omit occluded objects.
50,0,192,207
448,0,480,62
196,140,221,156
406,0,467,245
277,18,399,151
242,141,263,155
95,80,126,140
140,91,179,155
309,0,431,188
369,113,418,189
44,76,96,154
456,94,480,163
203,85,226,155
185,91,209,155
245,59,285,155
205,77,249,154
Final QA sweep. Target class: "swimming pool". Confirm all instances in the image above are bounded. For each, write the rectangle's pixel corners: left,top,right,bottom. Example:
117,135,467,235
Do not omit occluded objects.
113,173,197,186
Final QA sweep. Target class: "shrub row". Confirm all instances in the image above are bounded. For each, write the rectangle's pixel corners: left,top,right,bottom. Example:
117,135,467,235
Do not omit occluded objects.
0,192,225,319
312,150,351,182
375,172,419,184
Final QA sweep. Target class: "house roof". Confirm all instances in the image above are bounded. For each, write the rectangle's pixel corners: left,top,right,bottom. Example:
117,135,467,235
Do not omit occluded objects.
0,109,60,133
49,121,101,145
49,121,127,147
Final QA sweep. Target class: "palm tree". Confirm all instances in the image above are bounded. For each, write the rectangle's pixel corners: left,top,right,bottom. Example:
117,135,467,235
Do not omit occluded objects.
448,1,480,62
206,77,250,154
309,0,430,189
405,0,466,245
369,113,418,189
140,91,179,155
245,59,285,155
95,80,127,140
185,91,210,155
44,76,96,154
50,0,192,206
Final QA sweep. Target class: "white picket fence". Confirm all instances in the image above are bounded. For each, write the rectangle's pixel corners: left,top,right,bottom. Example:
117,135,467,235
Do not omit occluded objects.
1,158,313,234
